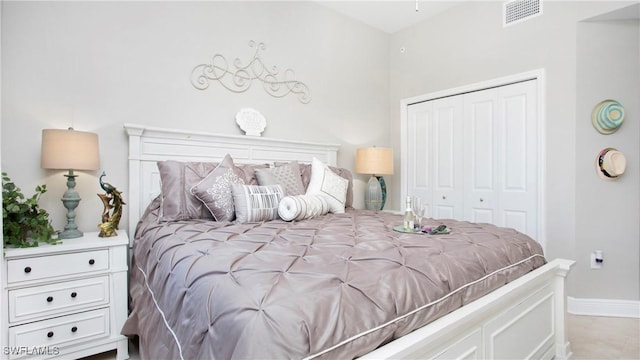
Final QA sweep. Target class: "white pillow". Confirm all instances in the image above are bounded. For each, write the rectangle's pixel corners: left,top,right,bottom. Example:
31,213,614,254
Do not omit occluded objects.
305,157,348,214
278,194,330,221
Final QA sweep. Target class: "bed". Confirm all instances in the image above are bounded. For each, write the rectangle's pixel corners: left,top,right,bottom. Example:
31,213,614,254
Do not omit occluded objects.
121,123,575,359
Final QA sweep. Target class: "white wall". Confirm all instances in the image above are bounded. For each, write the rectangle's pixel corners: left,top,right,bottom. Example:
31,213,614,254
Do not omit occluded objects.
574,16,639,300
388,1,639,302
1,1,390,234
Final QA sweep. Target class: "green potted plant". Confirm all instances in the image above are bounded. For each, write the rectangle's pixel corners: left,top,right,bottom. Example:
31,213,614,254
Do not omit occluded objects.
2,172,57,247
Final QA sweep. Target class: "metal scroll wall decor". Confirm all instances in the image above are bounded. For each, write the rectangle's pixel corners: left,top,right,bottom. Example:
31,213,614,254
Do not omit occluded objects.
190,41,311,104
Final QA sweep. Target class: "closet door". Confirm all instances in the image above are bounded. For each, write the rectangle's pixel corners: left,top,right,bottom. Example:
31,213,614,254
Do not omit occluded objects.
406,97,463,219
431,96,463,220
404,78,538,239
463,80,538,238
463,89,499,224
406,101,432,216
497,80,538,238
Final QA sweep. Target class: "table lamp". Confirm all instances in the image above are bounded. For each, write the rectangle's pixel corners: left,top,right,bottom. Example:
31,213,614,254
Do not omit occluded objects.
41,128,100,239
355,147,393,211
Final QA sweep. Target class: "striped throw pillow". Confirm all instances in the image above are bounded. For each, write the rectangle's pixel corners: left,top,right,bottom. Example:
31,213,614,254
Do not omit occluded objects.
232,184,285,223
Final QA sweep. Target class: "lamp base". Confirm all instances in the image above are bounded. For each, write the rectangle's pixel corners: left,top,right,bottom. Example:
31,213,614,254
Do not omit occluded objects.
59,228,83,239
364,175,387,211
378,175,387,209
59,171,83,239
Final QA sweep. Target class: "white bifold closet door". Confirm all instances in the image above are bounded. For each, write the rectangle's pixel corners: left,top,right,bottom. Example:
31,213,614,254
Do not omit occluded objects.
406,79,538,239
407,96,464,220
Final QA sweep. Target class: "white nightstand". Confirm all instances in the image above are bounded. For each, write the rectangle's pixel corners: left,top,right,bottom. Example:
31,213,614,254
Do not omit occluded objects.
2,232,129,360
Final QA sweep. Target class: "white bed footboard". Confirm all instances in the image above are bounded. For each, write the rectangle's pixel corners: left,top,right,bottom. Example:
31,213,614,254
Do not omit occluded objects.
362,258,574,360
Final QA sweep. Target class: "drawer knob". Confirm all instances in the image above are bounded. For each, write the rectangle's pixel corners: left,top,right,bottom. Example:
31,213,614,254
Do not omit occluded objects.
47,331,54,338
46,296,54,303
24,266,32,273
71,326,78,333
88,259,95,265
71,292,77,298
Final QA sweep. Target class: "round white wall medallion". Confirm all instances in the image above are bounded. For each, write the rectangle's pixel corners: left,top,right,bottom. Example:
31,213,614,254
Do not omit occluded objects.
235,108,266,136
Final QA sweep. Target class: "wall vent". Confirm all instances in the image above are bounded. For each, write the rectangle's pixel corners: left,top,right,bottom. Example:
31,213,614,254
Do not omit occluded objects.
503,0,542,27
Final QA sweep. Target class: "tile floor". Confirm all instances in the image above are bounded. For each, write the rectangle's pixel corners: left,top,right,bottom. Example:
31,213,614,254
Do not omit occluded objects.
569,314,640,360
84,314,639,360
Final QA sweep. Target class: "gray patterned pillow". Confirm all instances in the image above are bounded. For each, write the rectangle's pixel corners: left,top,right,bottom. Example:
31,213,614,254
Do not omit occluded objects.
232,184,285,223
191,154,245,221
255,161,305,196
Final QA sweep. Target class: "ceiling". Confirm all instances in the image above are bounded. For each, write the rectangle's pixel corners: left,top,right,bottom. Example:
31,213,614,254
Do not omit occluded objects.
588,2,640,21
316,1,464,34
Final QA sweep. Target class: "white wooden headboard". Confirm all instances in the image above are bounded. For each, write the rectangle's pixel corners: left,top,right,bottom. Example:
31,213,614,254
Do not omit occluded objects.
124,123,340,241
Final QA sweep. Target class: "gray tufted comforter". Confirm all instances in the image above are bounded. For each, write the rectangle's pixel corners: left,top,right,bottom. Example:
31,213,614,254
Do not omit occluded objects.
122,198,545,359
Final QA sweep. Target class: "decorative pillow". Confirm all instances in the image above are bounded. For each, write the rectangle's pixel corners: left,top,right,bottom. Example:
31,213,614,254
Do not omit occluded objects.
232,184,285,223
237,163,270,185
278,194,330,221
305,157,349,214
190,154,245,221
298,163,354,209
157,160,218,221
255,161,305,196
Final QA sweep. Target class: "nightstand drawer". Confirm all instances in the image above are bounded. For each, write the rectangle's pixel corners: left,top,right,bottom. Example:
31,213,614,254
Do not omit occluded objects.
9,276,110,323
7,250,109,283
8,308,110,359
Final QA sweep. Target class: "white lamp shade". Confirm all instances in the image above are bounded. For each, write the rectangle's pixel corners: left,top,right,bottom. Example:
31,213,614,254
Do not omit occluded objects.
41,129,100,171
355,147,394,175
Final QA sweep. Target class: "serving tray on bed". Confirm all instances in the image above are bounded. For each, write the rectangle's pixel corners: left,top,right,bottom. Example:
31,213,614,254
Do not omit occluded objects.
392,225,452,235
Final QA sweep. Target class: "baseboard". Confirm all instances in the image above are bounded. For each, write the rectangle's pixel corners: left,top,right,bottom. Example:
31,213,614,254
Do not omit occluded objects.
567,297,640,318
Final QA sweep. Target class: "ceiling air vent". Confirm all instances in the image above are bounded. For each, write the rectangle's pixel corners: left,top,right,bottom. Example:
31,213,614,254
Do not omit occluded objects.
504,0,542,27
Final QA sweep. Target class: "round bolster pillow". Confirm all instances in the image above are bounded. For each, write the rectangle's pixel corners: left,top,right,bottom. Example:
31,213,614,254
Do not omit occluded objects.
278,194,330,221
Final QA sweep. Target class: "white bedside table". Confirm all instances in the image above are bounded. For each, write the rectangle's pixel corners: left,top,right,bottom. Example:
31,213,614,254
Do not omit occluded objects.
2,232,129,360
